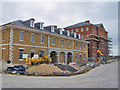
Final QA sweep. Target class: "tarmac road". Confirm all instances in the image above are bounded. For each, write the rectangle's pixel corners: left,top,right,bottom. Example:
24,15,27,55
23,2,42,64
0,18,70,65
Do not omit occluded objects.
1,61,118,88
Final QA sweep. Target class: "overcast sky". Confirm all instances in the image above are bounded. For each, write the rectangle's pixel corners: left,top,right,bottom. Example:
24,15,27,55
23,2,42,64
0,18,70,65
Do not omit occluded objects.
0,1,118,56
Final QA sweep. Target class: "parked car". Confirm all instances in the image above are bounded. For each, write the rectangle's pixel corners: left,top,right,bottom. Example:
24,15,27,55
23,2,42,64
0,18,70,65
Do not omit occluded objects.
86,62,96,68
4,65,26,75
4,67,14,74
14,65,26,71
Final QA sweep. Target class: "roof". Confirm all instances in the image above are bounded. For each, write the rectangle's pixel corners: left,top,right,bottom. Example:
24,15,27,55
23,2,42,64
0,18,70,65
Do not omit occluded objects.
64,22,92,29
1,19,88,42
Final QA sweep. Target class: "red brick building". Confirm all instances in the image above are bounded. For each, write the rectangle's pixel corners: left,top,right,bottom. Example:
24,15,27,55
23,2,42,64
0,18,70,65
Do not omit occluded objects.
64,20,111,60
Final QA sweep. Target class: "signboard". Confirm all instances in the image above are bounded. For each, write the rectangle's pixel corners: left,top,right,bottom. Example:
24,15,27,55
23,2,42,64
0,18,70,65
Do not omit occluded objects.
33,54,39,59
23,54,28,58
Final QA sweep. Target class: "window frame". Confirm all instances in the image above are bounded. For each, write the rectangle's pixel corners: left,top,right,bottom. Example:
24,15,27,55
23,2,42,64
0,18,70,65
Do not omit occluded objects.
86,27,89,31
19,48,24,61
81,28,83,32
61,39,64,47
71,29,74,33
41,35,44,44
52,37,55,45
76,28,78,32
31,33,35,43
20,31,24,41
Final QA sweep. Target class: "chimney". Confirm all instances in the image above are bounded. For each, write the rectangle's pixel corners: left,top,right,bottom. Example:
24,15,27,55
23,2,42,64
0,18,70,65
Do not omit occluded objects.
85,20,90,23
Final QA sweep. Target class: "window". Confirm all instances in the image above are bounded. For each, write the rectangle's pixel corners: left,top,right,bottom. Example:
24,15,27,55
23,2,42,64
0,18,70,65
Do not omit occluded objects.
67,30,70,36
52,37,55,45
68,40,71,47
75,53,77,60
51,26,54,32
84,54,86,60
39,50,44,57
81,35,84,39
84,43,86,49
71,29,73,33
81,28,83,32
74,33,76,38
30,20,34,27
31,33,35,43
41,35,44,44
78,34,80,39
87,35,89,39
40,23,44,29
75,42,77,48
61,40,64,47
20,32,24,41
86,27,89,31
19,49,24,60
76,28,78,32
80,42,81,49
60,29,62,34
2,30,6,41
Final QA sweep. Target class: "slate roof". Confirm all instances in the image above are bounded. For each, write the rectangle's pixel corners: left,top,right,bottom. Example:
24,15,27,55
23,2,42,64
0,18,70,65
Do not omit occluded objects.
64,22,92,29
64,22,103,29
1,19,83,40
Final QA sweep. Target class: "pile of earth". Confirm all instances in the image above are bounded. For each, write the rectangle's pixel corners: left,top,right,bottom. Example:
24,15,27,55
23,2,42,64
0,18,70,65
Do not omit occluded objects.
28,64,65,75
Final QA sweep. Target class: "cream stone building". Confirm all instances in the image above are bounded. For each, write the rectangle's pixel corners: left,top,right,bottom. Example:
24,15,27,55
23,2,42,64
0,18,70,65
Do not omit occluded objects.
0,18,89,65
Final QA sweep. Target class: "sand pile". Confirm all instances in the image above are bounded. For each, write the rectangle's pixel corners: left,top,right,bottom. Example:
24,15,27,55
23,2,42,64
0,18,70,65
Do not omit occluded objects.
28,64,64,74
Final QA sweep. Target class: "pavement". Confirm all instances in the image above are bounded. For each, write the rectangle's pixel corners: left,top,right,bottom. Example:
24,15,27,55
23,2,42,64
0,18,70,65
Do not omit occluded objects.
0,61,118,88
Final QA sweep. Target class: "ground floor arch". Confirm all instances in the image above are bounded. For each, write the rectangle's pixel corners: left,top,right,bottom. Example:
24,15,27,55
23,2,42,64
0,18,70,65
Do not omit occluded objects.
50,51,57,63
59,52,65,64
67,52,72,64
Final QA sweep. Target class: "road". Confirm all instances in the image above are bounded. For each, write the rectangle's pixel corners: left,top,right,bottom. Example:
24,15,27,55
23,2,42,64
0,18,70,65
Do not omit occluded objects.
1,61,118,88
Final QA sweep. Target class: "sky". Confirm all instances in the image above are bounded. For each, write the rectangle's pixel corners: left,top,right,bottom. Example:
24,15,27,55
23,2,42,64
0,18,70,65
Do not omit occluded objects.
0,1,119,56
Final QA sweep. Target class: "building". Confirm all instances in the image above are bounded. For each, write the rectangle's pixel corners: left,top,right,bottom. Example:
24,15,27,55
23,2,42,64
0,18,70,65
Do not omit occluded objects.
64,20,112,61
0,18,89,65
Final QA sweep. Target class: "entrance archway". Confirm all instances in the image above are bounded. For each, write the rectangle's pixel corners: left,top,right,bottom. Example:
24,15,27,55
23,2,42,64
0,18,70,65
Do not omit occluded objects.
59,52,65,63
67,52,72,64
50,51,57,63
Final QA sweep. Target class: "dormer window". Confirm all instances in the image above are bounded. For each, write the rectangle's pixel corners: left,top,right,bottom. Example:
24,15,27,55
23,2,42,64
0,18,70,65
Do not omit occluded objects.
30,20,34,27
74,33,76,38
67,30,70,36
78,34,80,39
40,23,44,29
60,29,62,34
51,26,54,32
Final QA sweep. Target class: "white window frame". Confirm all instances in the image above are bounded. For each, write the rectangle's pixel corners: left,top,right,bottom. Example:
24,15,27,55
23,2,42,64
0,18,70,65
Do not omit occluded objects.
31,33,35,43
74,33,76,38
52,37,55,45
20,31,24,41
76,28,78,32
67,30,70,36
78,34,80,39
81,28,83,32
51,26,54,32
41,35,44,44
30,20,34,27
19,48,24,61
60,29,62,34
61,39,64,47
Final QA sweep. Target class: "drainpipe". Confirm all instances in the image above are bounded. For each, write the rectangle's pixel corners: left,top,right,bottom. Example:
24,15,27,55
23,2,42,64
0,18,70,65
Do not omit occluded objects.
9,28,14,64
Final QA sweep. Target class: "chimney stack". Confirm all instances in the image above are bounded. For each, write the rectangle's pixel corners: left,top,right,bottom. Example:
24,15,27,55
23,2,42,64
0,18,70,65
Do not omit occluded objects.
85,20,90,23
